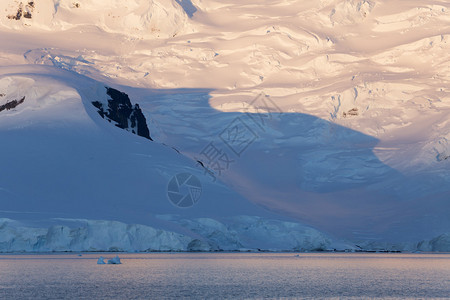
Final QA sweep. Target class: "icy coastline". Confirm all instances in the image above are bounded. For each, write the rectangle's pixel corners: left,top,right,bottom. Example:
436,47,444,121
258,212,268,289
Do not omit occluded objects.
0,217,334,253
1,218,448,253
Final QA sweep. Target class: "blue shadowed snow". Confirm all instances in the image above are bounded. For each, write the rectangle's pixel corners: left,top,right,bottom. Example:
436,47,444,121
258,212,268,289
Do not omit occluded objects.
0,65,449,246
175,0,197,18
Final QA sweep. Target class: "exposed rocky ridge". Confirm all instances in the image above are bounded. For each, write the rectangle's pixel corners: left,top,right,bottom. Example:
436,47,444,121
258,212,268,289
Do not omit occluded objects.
92,87,152,140
6,1,34,20
0,96,25,112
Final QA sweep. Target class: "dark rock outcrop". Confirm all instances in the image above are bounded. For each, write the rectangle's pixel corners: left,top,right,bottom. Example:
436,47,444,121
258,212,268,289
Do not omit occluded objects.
0,96,25,113
7,4,23,20
437,153,449,161
343,107,359,118
92,87,152,141
7,2,34,20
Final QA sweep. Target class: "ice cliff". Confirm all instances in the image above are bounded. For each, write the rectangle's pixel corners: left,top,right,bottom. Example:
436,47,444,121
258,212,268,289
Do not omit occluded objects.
0,217,336,253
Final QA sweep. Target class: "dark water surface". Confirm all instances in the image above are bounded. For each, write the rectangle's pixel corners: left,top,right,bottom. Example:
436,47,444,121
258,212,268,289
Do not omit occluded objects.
0,253,449,299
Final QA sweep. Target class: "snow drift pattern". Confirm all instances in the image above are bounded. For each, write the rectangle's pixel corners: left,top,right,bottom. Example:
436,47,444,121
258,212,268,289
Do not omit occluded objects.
0,0,191,37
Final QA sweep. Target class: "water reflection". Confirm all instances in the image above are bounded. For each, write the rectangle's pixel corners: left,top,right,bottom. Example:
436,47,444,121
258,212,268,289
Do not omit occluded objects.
0,253,449,299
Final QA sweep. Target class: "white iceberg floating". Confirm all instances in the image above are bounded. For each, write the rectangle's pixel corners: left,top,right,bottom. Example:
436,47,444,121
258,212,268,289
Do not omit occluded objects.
97,256,106,264
107,256,122,264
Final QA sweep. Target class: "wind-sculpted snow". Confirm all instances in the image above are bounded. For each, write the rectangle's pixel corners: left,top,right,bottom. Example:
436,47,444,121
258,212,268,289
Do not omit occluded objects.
0,0,449,250
0,0,191,38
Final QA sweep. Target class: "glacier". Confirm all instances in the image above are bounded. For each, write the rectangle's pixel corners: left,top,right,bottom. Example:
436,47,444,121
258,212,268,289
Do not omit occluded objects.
0,217,337,252
0,0,449,252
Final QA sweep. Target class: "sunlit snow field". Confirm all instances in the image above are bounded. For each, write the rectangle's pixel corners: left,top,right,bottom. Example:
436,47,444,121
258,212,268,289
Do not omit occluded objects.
0,253,449,299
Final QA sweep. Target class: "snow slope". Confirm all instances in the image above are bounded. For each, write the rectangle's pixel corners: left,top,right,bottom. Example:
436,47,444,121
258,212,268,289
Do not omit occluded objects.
0,0,449,251
0,65,342,252
0,0,191,38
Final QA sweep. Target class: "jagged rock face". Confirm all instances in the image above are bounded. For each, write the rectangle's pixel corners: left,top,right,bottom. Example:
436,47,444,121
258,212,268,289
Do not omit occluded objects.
6,1,34,20
0,96,25,112
92,87,152,140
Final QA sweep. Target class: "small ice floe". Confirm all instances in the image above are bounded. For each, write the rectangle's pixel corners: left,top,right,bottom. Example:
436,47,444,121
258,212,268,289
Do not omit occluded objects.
97,256,106,264
107,255,122,264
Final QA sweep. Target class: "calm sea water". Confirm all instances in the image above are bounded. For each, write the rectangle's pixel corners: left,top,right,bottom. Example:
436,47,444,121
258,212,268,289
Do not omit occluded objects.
0,253,449,299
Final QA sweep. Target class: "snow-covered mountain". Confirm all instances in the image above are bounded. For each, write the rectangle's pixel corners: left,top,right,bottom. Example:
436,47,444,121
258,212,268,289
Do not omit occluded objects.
0,0,190,37
0,0,449,252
